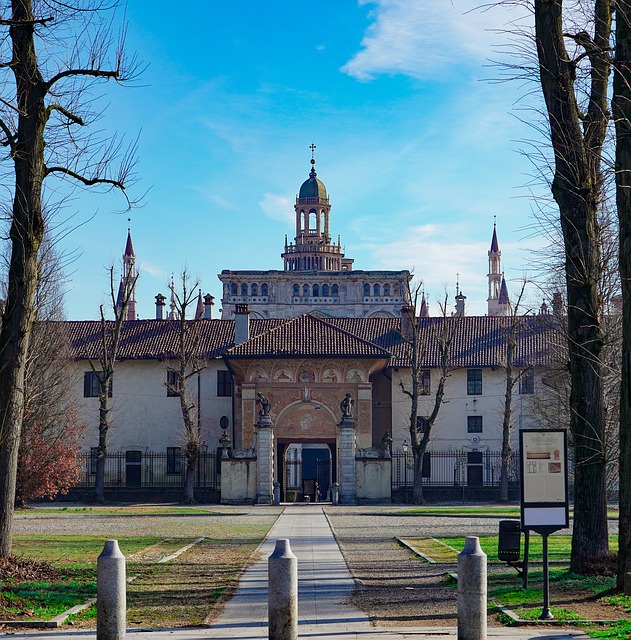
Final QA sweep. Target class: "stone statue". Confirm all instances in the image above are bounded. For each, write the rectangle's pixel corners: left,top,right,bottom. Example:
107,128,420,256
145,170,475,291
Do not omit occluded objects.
340,393,354,419
256,392,271,417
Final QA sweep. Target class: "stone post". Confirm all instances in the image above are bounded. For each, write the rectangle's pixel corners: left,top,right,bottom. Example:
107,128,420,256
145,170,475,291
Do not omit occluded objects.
273,481,281,506
256,413,274,505
338,414,357,504
457,536,487,640
332,482,339,506
97,539,126,640
268,539,298,640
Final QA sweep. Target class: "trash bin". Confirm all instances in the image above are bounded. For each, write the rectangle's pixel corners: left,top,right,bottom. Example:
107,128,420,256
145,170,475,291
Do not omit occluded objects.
498,519,521,562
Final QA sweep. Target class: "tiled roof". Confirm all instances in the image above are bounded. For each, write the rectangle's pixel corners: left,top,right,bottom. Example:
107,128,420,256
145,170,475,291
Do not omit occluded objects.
64,314,563,368
227,314,391,358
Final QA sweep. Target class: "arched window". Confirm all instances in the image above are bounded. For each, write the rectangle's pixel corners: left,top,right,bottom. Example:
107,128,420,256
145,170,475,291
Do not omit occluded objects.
383,284,390,296
363,283,371,297
309,209,317,230
332,284,339,297
241,283,248,296
251,283,258,296
313,284,319,297
374,284,381,296
293,284,299,297
261,283,269,297
230,283,238,296
322,284,329,297
303,284,310,297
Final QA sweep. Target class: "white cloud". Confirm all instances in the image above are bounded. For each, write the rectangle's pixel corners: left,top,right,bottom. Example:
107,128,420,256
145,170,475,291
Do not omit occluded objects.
342,0,527,80
259,193,294,223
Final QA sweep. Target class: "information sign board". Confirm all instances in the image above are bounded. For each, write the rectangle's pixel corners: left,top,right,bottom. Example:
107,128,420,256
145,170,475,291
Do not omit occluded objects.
519,429,569,532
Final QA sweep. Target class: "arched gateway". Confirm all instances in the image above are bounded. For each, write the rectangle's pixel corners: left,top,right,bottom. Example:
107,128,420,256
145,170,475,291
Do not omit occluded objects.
224,313,390,504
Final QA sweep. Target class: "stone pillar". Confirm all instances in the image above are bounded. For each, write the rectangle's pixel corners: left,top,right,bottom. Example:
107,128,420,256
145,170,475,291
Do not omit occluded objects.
256,414,274,505
97,539,126,640
457,536,487,640
268,539,298,640
338,415,357,504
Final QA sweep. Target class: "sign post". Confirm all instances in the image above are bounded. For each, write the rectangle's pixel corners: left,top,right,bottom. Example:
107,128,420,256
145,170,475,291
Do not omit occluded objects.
519,429,569,620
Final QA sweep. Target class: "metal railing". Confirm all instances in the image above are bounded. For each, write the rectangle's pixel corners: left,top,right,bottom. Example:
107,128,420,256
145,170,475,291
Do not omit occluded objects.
75,451,220,489
391,450,520,489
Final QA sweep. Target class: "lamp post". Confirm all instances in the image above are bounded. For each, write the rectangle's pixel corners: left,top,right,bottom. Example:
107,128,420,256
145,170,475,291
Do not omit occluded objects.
402,439,409,503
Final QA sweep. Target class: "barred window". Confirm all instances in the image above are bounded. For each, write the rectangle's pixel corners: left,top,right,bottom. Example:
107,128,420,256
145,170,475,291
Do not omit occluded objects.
83,371,112,398
467,416,483,433
217,370,233,397
166,370,181,397
467,369,482,395
519,368,535,394
167,447,182,474
419,369,430,395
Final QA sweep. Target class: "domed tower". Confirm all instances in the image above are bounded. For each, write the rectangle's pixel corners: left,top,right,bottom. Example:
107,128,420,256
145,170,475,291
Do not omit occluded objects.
282,146,348,271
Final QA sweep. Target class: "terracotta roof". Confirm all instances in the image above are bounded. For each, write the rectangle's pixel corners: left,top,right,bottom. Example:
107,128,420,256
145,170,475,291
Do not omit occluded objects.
64,314,563,368
227,314,391,359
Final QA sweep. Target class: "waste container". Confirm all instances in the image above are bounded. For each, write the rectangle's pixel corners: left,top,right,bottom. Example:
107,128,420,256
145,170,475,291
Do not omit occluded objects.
498,519,521,562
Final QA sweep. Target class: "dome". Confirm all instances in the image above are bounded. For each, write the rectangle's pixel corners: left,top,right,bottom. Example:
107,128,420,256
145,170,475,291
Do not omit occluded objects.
299,165,327,200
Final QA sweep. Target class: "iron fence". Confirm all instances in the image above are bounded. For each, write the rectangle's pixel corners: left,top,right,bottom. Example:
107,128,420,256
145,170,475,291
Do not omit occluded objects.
75,451,220,489
391,450,520,490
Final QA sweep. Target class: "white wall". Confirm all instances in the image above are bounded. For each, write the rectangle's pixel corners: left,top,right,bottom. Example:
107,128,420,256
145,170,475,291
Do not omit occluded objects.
72,359,233,453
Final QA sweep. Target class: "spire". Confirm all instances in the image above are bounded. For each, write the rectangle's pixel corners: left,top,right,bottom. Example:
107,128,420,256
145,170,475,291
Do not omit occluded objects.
195,289,204,320
498,275,510,306
116,223,137,321
420,293,429,318
487,219,503,316
490,221,499,253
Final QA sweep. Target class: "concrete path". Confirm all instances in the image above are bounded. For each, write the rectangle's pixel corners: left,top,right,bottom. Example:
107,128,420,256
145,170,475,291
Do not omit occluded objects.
3,504,592,639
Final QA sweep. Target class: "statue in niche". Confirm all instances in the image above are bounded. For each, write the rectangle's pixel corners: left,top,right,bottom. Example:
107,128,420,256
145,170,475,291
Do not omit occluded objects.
256,392,271,417
340,393,354,419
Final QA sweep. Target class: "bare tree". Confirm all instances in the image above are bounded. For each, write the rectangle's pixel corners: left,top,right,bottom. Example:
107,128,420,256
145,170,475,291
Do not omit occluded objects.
166,273,207,505
498,282,528,502
399,288,456,504
0,0,138,557
529,0,612,572
91,266,137,504
612,0,631,588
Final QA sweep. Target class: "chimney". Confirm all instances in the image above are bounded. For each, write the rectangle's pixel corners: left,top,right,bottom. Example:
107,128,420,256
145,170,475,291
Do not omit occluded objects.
552,292,563,317
454,292,466,317
400,305,414,340
234,303,250,344
204,294,215,320
155,293,166,320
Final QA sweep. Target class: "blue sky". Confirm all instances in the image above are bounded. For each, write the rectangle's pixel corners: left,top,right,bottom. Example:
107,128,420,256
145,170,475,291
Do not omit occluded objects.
55,0,545,319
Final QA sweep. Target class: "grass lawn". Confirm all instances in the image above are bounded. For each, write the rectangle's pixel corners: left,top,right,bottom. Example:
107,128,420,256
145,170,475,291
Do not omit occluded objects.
15,506,221,516
2,520,274,627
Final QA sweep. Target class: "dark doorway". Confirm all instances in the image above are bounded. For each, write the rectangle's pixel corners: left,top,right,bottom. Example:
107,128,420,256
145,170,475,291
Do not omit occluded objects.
302,448,330,500
467,451,483,487
125,450,142,487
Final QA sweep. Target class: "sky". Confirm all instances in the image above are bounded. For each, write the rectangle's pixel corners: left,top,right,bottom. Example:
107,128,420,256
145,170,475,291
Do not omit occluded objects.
50,0,548,320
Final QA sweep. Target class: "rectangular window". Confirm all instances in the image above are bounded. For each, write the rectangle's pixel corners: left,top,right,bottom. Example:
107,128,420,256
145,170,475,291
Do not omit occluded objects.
83,371,112,398
217,370,233,397
166,370,181,397
416,416,428,433
519,368,535,394
467,369,482,395
419,369,431,395
467,415,483,433
166,447,182,474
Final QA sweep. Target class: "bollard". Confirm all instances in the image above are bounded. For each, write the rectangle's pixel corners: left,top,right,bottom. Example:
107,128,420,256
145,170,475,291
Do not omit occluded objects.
97,539,126,640
268,538,297,640
457,536,487,640
332,482,339,506
273,481,281,506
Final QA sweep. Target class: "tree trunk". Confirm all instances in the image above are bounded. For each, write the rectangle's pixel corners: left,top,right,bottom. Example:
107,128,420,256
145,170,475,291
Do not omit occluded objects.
183,447,197,505
0,0,47,558
412,444,426,504
534,0,610,571
613,0,631,590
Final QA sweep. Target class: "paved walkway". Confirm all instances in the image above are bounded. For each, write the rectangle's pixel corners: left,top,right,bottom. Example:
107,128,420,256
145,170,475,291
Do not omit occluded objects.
4,505,592,640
